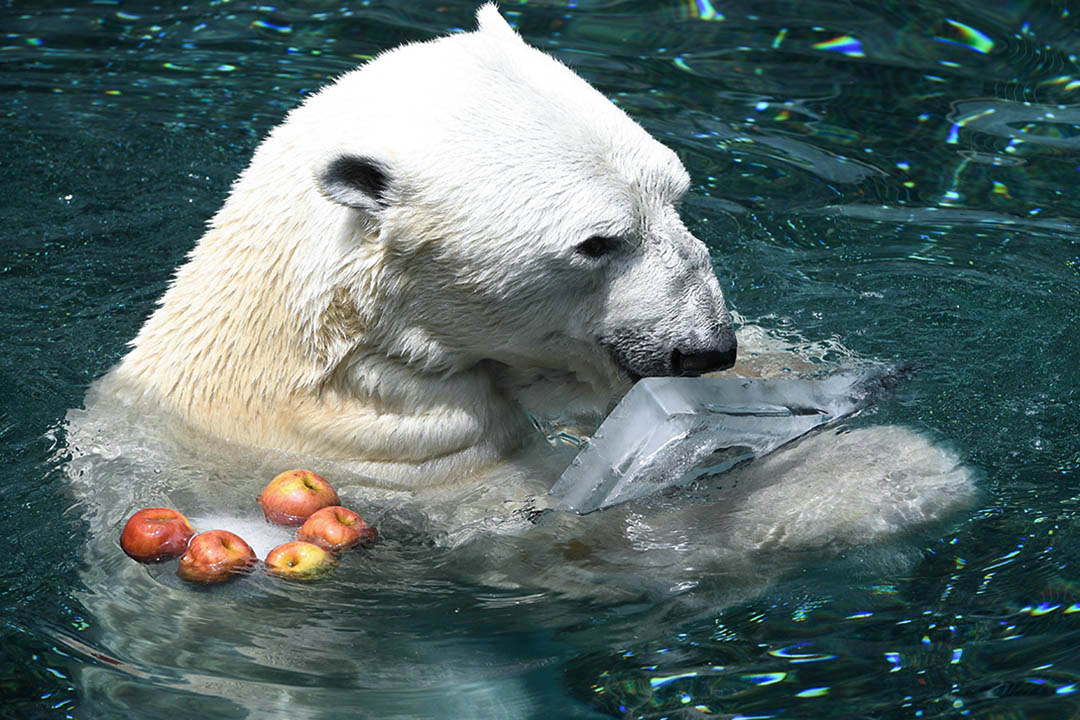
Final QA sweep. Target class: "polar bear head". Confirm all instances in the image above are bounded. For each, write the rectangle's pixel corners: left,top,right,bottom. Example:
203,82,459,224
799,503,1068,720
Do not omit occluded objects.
285,6,736,395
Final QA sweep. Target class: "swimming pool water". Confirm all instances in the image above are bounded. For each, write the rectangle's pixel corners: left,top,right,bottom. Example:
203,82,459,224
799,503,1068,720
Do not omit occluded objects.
3,1,1080,717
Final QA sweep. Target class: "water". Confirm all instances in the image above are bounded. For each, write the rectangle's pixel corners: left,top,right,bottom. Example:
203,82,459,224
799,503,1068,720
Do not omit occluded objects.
3,1,1080,717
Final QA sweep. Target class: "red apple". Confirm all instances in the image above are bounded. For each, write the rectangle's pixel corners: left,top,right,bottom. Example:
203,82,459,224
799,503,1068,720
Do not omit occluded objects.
177,530,257,584
257,469,340,526
296,506,377,553
265,541,338,581
120,507,196,563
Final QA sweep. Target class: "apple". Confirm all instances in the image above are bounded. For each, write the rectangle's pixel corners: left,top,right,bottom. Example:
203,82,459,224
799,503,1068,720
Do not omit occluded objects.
120,507,196,563
296,506,377,553
177,530,257,584
265,541,338,581
257,469,340,526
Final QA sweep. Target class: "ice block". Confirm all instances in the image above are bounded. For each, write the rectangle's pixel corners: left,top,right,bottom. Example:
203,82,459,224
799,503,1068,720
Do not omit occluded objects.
548,366,910,514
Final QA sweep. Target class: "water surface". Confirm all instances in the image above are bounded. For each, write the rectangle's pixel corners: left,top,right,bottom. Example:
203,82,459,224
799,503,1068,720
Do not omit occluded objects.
3,1,1080,717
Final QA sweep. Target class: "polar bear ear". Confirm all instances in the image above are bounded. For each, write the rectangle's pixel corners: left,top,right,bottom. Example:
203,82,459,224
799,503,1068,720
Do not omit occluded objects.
316,155,392,212
476,3,521,41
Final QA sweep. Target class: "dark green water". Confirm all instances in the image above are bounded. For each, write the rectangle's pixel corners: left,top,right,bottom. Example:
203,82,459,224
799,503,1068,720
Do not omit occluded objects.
3,1,1080,718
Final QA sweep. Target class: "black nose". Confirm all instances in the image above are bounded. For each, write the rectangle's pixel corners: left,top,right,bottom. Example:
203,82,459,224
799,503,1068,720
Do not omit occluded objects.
671,346,737,376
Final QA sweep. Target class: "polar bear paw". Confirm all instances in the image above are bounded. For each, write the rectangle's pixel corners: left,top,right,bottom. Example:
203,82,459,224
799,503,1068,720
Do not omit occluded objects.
717,424,978,553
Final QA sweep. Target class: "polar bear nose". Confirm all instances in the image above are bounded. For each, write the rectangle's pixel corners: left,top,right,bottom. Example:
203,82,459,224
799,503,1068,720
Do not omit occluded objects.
671,346,737,376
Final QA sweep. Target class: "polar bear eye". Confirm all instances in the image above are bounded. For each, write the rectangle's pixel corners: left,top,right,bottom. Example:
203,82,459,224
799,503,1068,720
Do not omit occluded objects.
575,235,621,260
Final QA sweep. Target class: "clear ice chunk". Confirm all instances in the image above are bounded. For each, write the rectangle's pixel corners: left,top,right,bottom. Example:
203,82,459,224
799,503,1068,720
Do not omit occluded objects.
548,366,909,514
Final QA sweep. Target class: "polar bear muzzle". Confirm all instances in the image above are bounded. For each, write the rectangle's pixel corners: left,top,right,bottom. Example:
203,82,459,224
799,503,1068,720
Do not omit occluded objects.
671,346,737,376
601,327,737,381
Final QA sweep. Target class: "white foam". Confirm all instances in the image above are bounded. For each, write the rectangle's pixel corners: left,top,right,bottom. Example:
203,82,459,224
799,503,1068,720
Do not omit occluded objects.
187,513,296,558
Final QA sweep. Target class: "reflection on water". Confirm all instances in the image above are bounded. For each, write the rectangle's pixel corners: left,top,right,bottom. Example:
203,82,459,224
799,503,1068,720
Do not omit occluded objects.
3,0,1080,718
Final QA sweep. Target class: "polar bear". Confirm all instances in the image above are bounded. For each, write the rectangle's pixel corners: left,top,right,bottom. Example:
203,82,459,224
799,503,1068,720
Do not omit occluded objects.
88,5,973,554
65,8,977,715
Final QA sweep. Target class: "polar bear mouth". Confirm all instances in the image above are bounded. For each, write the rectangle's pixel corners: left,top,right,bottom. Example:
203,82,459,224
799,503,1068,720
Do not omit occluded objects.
617,363,644,384
670,348,738,376
598,335,659,381
600,334,737,381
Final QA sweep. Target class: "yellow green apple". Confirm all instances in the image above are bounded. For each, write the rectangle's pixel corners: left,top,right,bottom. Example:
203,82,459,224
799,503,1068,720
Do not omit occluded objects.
265,541,338,581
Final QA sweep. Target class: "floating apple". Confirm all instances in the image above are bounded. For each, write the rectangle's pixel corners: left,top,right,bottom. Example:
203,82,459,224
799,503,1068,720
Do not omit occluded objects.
177,530,257,584
296,506,377,553
120,507,196,563
265,541,338,581
257,469,340,526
